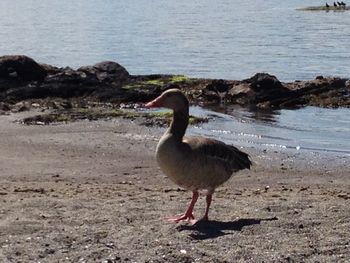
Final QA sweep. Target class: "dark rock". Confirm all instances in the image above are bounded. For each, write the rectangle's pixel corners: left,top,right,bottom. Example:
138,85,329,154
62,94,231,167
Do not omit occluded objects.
0,55,47,81
79,61,129,83
206,79,231,93
0,102,11,111
94,61,129,76
61,101,73,109
201,89,221,103
330,77,346,88
244,73,283,91
238,73,296,108
40,63,61,75
286,77,349,108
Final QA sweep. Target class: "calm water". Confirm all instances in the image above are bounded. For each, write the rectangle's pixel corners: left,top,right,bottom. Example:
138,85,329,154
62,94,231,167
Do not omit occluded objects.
189,106,350,155
1,0,349,154
1,0,350,81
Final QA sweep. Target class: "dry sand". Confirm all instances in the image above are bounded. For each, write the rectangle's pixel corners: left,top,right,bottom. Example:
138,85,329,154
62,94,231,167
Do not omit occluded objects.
0,111,349,262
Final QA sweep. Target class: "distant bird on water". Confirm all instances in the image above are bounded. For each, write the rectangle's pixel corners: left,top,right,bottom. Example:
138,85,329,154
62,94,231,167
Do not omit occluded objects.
334,1,338,6
145,89,252,224
326,2,330,7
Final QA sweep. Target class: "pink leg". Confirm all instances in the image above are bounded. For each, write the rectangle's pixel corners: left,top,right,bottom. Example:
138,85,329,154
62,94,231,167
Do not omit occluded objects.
201,194,212,221
167,191,199,223
188,193,212,225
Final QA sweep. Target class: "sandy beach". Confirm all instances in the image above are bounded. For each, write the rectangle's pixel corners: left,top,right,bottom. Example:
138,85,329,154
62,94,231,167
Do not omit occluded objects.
0,111,349,262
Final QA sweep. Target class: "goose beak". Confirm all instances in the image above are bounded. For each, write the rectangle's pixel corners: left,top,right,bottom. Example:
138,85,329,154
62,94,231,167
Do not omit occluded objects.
145,97,162,108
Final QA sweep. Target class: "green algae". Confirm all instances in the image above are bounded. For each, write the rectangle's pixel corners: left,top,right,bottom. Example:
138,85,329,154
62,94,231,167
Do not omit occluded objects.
21,107,208,126
121,75,191,90
169,75,190,83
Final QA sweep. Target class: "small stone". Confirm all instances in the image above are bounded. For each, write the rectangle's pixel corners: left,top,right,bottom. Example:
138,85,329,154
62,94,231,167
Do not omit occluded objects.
45,248,55,254
338,193,349,200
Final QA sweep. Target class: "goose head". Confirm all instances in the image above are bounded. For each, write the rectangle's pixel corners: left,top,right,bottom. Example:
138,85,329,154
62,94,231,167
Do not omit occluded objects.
145,89,189,112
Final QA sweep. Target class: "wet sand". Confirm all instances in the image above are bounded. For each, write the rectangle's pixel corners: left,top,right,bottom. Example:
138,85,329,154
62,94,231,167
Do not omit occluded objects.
0,112,349,262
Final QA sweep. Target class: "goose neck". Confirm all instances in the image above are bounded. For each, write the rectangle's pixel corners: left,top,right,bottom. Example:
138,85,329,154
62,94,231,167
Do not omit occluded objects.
168,109,189,139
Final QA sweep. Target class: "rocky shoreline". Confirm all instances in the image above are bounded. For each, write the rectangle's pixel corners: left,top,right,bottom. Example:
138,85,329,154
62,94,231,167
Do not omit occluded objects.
1,55,349,117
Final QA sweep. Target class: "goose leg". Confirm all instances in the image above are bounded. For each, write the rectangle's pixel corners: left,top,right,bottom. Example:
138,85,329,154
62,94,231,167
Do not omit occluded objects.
167,191,198,223
192,192,213,224
201,193,212,221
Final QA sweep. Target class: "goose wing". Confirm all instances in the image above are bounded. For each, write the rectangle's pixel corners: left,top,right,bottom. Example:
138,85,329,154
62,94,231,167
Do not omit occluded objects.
183,136,252,172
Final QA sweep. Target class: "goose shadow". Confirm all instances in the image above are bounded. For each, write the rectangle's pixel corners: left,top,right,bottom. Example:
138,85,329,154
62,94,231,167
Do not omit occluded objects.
176,216,278,240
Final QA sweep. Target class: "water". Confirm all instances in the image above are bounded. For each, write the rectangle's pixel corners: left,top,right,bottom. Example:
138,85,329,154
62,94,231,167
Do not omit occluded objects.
1,0,349,154
1,0,350,81
189,106,350,155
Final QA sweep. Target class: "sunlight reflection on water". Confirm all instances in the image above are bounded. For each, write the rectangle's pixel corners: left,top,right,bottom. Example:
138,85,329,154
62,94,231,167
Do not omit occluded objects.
188,106,350,155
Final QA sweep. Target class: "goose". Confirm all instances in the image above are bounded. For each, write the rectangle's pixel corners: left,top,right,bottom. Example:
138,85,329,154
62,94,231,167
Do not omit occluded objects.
145,89,252,224
334,2,338,6
326,2,330,7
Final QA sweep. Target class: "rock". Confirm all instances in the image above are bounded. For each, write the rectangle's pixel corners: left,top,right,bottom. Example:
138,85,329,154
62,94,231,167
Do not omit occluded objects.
61,101,73,109
46,101,60,109
288,77,349,108
94,61,129,76
228,83,255,104
345,79,350,86
13,101,31,112
0,102,11,111
79,61,129,83
244,73,283,91
238,73,296,108
40,63,60,75
205,79,231,93
195,79,231,103
201,89,221,103
0,55,47,81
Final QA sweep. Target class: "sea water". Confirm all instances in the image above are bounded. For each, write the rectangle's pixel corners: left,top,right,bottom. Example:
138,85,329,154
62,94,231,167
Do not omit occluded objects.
189,106,350,155
1,0,350,81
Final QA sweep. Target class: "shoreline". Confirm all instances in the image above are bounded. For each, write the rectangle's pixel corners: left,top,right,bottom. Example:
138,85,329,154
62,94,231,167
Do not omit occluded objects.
1,55,350,111
1,110,349,181
0,111,349,262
